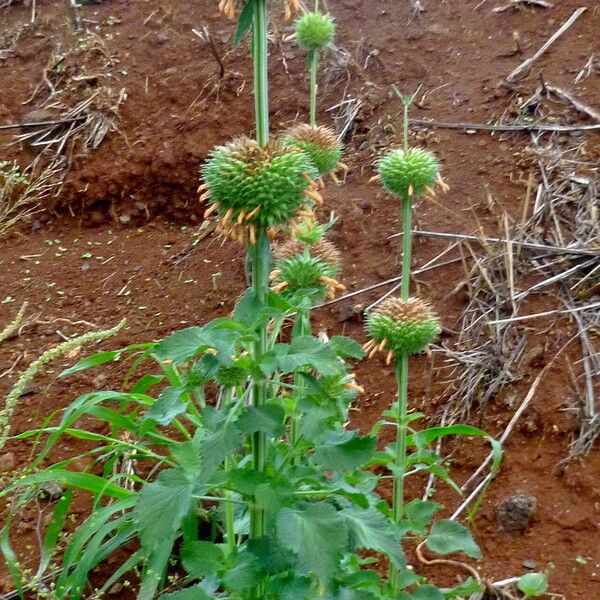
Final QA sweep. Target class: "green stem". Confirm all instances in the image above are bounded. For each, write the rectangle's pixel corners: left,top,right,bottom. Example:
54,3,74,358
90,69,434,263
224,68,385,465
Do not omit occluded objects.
290,307,311,465
390,353,409,592
253,0,269,146
400,194,412,299
309,49,319,125
403,99,410,153
249,230,270,598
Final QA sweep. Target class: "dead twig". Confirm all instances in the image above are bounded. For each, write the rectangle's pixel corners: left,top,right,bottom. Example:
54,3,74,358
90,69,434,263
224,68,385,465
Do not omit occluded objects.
506,7,587,83
409,118,600,133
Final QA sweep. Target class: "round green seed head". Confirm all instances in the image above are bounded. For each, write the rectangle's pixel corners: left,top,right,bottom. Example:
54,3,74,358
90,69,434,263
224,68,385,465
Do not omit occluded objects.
274,238,341,266
282,124,342,177
295,12,335,50
376,148,440,198
274,251,339,301
366,297,440,355
201,137,318,229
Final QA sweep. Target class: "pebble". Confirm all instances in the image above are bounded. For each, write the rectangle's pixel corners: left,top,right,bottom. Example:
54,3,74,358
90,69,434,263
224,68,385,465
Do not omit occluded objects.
93,373,108,389
38,481,64,501
497,492,536,534
0,452,16,472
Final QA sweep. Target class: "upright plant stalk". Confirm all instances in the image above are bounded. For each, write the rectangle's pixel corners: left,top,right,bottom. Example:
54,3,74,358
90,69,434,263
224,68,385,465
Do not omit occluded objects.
290,307,311,464
252,0,269,147
390,98,413,593
309,49,319,125
249,2,270,596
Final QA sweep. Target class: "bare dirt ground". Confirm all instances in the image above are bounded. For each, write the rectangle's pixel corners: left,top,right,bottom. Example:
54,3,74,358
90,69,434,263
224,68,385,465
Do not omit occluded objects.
1,0,599,597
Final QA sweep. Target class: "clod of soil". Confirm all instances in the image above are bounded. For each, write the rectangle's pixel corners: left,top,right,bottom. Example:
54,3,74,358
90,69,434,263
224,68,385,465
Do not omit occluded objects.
496,492,537,534
38,481,65,502
0,452,16,472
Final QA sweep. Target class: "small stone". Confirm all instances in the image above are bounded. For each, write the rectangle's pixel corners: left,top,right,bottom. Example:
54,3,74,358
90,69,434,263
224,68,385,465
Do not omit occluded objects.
153,32,170,45
524,345,545,367
523,560,537,569
31,219,44,232
0,452,16,472
38,481,64,501
93,373,108,389
119,214,131,224
108,583,124,595
337,304,364,323
497,492,536,534
19,383,40,397
80,262,92,272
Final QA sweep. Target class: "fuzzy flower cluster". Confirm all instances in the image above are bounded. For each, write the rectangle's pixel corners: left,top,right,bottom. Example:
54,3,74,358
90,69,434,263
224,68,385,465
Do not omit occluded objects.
295,12,336,50
364,297,440,363
283,124,346,182
374,148,448,199
199,137,322,244
270,238,344,301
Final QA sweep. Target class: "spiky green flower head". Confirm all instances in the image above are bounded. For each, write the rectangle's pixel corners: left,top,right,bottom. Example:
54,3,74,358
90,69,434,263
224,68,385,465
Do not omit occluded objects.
365,297,440,357
272,240,344,300
376,148,440,199
282,125,342,177
295,12,335,50
200,137,320,243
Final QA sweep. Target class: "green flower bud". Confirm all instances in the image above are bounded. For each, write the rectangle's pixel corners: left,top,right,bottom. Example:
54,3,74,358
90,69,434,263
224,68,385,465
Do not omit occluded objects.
200,137,319,242
295,12,335,50
272,240,343,300
282,125,342,177
365,297,440,356
376,148,440,198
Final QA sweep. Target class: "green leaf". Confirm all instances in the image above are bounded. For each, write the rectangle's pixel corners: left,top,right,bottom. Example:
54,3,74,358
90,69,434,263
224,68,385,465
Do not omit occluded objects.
404,499,443,533
170,438,202,476
441,577,484,598
236,404,285,437
517,573,548,597
181,541,224,578
234,288,263,326
223,549,261,592
200,422,243,481
276,503,348,584
1,517,23,599
160,588,213,600
426,520,480,559
410,584,445,600
60,350,119,376
145,387,188,425
233,1,254,48
37,489,73,577
329,336,366,359
133,469,194,552
247,536,294,575
342,505,405,568
314,431,376,471
276,336,345,376
0,469,131,500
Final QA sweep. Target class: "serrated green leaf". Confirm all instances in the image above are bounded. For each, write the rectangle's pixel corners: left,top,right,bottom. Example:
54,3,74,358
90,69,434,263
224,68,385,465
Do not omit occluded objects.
181,541,224,578
410,584,445,600
404,499,444,533
234,288,263,325
329,336,366,359
200,421,243,481
222,549,261,592
342,505,405,568
441,577,484,598
236,404,285,437
276,503,348,584
160,586,214,600
133,469,194,552
276,335,345,376
247,536,294,575
145,387,188,425
426,520,480,559
314,431,376,471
